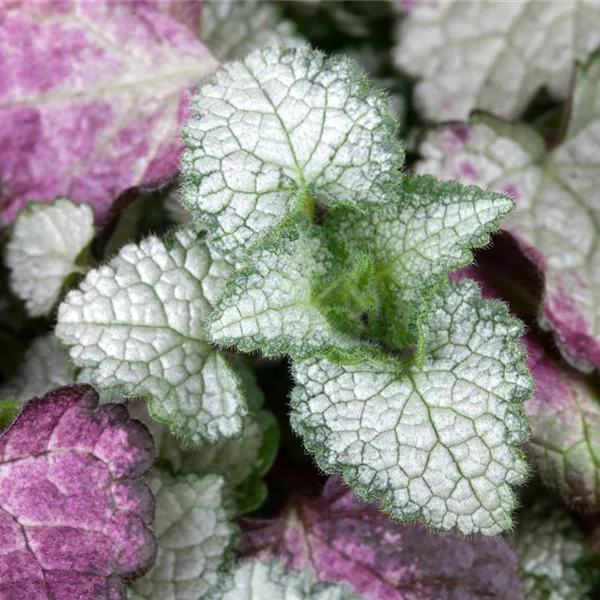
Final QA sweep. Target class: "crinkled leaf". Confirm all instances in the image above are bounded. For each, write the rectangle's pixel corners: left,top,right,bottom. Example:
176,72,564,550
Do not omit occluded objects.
417,52,600,372
180,45,403,259
326,174,513,353
0,0,217,224
209,222,367,360
202,0,304,60
291,278,532,535
128,471,237,600
6,199,94,317
0,384,156,599
395,0,600,121
204,559,365,600
238,476,525,599
458,265,600,512
512,500,592,600
56,227,248,445
127,363,279,513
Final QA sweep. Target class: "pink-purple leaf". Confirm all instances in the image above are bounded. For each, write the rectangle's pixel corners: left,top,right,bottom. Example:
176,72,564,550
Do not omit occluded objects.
0,0,217,225
0,384,156,599
237,477,524,600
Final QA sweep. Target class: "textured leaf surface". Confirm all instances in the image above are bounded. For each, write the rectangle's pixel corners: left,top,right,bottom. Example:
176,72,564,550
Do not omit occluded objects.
238,476,525,599
6,199,94,317
0,0,217,224
395,0,600,121
417,53,600,372
458,265,600,512
56,228,247,445
128,471,236,600
127,364,279,513
209,223,365,360
202,0,303,60
180,45,402,258
205,559,365,600
0,384,156,599
327,174,513,351
292,278,532,535
512,500,592,600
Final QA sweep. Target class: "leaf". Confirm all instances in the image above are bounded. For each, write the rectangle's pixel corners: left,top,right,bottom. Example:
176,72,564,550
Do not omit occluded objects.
0,0,217,225
180,45,403,259
127,362,279,514
0,384,156,599
55,227,248,445
417,52,600,372
204,559,366,600
512,499,593,600
0,335,74,403
208,222,368,361
5,199,94,317
524,339,600,512
291,278,532,535
394,0,600,121
142,0,203,31
238,476,525,599
202,0,304,61
326,174,513,353
457,265,600,512
128,471,237,600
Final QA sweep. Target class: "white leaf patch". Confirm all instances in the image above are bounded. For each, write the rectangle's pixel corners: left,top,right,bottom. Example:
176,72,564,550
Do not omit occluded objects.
327,174,513,350
6,199,94,317
416,53,600,372
395,0,600,121
180,45,402,258
205,559,366,600
0,335,74,402
291,279,532,535
512,500,592,600
128,472,237,600
209,224,363,360
202,0,303,61
56,227,247,445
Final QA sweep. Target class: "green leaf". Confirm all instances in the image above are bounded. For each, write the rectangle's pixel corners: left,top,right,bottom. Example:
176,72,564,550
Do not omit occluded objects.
56,227,247,445
512,500,593,600
128,471,237,600
291,278,532,535
202,0,304,61
6,199,94,317
0,399,22,430
326,174,513,355
205,559,366,600
208,222,369,361
180,45,403,259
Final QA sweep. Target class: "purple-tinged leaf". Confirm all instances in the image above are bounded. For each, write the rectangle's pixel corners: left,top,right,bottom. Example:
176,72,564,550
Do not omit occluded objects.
0,384,156,599
0,0,217,225
140,0,203,32
237,477,524,600
457,265,600,512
